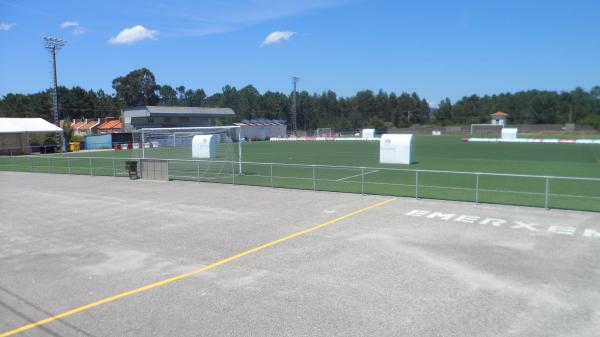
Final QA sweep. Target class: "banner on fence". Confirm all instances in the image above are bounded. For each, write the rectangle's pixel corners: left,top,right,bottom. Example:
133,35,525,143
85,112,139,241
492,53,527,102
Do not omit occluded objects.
463,137,600,144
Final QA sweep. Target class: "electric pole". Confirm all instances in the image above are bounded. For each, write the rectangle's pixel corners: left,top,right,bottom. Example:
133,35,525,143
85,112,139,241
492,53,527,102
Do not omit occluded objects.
44,37,67,125
569,104,573,123
291,76,300,136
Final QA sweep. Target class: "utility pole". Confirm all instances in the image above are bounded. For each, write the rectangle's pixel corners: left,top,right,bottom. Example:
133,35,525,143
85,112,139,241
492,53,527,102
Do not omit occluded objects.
43,37,67,126
291,76,300,136
569,104,573,123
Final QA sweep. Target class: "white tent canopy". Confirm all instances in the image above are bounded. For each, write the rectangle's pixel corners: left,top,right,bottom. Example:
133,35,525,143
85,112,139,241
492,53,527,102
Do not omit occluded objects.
0,118,62,134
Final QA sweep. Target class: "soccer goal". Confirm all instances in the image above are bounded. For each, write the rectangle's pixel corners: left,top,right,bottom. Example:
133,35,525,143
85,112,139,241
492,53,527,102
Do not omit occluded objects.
131,126,243,179
315,128,334,137
470,124,503,136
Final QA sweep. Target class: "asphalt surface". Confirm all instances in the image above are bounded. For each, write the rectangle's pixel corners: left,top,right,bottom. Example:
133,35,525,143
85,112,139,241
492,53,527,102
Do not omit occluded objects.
1,172,599,337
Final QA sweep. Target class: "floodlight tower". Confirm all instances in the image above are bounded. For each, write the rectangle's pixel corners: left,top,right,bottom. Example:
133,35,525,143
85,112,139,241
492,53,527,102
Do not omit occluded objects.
291,76,300,136
44,37,67,125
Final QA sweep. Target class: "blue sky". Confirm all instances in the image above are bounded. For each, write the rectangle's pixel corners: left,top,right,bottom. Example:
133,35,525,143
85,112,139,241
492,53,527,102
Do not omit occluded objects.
1,0,599,105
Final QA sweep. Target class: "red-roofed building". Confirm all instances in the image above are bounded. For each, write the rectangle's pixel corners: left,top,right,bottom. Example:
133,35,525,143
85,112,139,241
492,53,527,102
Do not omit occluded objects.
98,117,123,133
70,118,101,135
70,119,86,130
490,112,509,126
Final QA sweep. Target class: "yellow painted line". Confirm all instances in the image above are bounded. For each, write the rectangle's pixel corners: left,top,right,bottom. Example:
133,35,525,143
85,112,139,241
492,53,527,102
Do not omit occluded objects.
0,197,397,337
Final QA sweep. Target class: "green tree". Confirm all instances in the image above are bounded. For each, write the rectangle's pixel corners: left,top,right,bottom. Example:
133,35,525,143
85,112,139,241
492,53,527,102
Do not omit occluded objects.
112,68,159,107
238,85,261,119
261,91,290,120
354,90,376,124
158,85,178,105
433,98,452,125
186,89,206,107
368,116,386,131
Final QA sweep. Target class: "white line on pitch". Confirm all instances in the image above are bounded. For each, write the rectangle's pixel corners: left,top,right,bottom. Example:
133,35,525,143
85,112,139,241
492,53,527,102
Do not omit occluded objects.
336,170,380,182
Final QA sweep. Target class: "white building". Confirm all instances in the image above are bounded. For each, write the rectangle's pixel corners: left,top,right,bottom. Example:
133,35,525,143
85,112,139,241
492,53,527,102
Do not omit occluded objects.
490,112,509,126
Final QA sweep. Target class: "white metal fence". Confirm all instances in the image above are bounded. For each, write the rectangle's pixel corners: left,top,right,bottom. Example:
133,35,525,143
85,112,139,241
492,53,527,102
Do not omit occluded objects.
2,155,600,212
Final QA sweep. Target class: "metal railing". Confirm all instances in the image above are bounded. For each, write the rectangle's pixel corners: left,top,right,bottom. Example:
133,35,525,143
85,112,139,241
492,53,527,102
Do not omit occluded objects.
2,155,600,212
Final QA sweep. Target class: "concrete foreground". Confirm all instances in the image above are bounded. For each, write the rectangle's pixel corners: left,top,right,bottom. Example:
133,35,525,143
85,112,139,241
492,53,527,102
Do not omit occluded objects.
1,172,599,336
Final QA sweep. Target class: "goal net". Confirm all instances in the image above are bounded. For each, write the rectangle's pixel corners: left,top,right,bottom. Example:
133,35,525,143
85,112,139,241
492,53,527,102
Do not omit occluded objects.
470,124,503,136
315,128,334,137
130,126,243,180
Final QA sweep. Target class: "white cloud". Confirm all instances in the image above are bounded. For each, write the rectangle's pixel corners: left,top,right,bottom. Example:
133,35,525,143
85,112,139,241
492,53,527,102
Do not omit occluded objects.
261,31,295,46
108,25,158,45
60,21,86,35
60,21,79,29
0,23,16,31
73,26,86,35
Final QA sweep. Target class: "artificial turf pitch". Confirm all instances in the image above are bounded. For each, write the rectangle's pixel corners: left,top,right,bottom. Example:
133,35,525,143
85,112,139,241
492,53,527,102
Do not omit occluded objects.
2,135,600,212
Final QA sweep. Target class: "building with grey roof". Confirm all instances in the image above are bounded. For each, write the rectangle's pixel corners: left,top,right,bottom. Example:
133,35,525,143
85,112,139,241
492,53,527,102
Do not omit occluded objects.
122,106,235,130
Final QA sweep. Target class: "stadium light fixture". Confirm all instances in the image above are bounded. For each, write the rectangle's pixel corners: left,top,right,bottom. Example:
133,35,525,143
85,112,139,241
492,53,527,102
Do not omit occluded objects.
43,37,67,126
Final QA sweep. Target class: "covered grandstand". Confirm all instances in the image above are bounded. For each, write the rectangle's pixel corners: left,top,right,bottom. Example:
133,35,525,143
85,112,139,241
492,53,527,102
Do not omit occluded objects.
123,106,235,130
234,119,287,140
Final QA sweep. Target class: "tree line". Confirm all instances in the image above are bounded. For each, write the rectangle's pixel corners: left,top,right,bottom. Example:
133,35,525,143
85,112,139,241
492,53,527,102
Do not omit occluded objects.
1,68,599,130
434,87,600,127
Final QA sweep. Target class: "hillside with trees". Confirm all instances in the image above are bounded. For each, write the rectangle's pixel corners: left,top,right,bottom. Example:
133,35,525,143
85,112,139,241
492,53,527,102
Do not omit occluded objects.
1,68,599,131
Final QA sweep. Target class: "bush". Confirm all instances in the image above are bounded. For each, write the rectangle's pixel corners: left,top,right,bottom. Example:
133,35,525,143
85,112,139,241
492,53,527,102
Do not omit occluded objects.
368,116,387,132
582,115,600,131
71,134,85,143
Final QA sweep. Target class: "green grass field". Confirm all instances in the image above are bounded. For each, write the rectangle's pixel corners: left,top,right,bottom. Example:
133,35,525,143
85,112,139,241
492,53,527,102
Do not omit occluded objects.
2,135,600,212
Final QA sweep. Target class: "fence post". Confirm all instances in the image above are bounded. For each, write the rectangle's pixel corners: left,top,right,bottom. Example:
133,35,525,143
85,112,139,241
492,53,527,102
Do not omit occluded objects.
48,157,51,173
415,171,419,199
197,161,200,182
475,173,480,204
231,160,235,185
312,165,316,192
361,167,365,195
11,154,16,172
30,157,33,173
89,158,92,176
112,158,116,176
545,177,550,210
67,158,71,175
270,164,274,188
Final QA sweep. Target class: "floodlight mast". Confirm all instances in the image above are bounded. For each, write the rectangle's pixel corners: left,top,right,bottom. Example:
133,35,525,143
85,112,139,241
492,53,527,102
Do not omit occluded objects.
44,37,67,126
291,76,300,136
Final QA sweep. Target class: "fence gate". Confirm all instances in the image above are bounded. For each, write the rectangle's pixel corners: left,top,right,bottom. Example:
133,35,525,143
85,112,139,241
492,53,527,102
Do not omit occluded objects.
140,159,169,181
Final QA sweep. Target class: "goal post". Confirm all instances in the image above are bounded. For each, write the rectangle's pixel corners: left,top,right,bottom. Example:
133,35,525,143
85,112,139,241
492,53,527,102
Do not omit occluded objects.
315,128,334,137
470,124,503,136
132,126,243,175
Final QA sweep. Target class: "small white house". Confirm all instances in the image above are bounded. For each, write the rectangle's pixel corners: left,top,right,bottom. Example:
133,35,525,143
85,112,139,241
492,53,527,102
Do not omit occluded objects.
490,112,509,126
